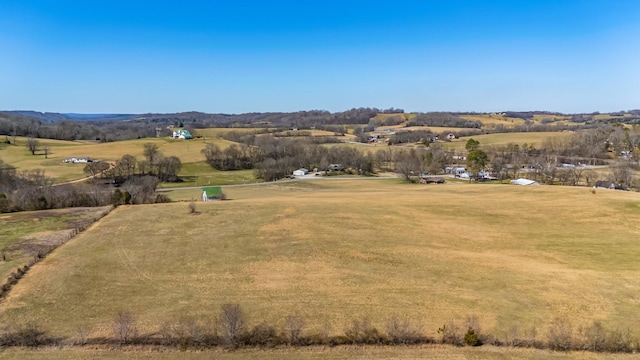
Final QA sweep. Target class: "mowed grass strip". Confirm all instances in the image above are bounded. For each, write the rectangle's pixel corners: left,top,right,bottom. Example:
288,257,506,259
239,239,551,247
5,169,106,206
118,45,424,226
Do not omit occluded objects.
2,182,640,341
1,344,638,359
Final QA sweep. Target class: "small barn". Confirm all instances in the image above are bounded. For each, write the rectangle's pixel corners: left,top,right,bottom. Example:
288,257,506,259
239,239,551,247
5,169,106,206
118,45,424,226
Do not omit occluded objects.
202,186,223,201
293,168,308,176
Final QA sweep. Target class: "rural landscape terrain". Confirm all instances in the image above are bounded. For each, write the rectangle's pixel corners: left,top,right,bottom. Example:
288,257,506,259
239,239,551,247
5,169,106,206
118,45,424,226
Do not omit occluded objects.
1,109,640,358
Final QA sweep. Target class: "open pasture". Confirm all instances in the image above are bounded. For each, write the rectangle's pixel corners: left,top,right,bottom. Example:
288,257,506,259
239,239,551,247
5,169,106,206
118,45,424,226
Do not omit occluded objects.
0,206,111,288
2,181,640,344
1,137,237,182
443,131,573,151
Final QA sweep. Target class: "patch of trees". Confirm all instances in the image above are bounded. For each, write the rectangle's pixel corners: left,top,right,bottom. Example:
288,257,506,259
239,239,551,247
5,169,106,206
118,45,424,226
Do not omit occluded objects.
407,112,481,128
107,145,182,184
0,161,113,212
202,137,374,181
389,130,434,145
0,113,160,142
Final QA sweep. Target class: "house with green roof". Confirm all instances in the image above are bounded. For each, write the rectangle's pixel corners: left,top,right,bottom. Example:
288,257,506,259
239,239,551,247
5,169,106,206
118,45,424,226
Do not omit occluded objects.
172,129,193,139
202,186,223,201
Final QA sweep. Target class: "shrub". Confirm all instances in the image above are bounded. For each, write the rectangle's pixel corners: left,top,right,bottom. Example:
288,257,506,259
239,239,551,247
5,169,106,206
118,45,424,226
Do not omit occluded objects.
464,327,481,346
438,322,463,346
283,315,304,345
547,317,573,351
247,323,279,347
385,316,423,344
344,318,384,344
188,202,197,214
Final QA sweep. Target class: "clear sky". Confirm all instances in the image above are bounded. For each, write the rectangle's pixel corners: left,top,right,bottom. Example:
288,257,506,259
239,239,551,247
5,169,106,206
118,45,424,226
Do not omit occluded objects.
1,0,639,114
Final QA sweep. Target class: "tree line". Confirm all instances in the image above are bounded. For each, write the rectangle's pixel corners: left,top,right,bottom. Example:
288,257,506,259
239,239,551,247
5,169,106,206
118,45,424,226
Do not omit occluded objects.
201,136,375,181
2,303,638,354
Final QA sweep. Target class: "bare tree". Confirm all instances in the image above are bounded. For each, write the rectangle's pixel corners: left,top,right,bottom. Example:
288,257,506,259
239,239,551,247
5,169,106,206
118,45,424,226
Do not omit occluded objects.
386,315,422,344
42,144,51,159
83,161,110,180
219,303,245,347
112,311,137,345
26,137,39,155
584,169,597,187
283,315,304,345
143,143,160,164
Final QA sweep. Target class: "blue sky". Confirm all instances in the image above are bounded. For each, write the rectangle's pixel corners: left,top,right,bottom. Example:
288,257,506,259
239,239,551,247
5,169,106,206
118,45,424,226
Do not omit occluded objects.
1,0,639,114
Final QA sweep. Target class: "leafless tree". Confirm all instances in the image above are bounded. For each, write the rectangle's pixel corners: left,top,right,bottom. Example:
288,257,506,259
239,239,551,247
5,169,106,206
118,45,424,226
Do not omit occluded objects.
385,315,422,344
26,137,39,155
547,317,573,351
42,144,51,159
219,303,245,347
143,142,160,164
283,315,304,345
612,161,633,188
112,311,137,345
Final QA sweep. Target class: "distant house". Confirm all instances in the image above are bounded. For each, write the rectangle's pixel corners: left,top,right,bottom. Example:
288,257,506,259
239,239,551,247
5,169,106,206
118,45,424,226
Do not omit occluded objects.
172,129,193,139
64,157,92,163
595,180,615,189
447,133,456,140
293,168,308,176
510,178,540,186
202,186,223,201
327,164,344,171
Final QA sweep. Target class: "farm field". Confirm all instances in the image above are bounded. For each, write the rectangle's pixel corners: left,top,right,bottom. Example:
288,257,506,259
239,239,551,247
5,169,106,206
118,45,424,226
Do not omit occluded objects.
443,132,573,151
0,206,112,290
0,136,236,183
2,180,640,347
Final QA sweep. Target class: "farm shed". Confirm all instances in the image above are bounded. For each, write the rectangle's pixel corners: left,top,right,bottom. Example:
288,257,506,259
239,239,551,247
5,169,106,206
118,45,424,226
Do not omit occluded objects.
510,178,540,186
293,168,308,176
202,186,223,201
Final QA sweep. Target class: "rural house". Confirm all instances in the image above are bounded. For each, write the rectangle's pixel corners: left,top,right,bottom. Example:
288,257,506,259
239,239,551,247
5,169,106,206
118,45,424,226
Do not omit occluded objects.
172,129,193,139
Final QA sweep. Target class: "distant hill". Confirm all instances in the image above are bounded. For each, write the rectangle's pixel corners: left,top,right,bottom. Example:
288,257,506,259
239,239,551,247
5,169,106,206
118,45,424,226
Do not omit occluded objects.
2,111,136,123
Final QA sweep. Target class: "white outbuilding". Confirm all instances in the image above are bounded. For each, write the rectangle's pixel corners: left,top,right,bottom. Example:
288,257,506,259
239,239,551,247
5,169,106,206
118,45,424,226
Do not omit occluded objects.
510,178,540,186
293,168,309,177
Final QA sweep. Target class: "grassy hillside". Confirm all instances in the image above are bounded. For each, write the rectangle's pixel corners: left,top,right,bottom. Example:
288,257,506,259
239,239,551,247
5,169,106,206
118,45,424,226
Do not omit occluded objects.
443,132,572,151
0,207,111,285
1,136,235,183
2,181,640,344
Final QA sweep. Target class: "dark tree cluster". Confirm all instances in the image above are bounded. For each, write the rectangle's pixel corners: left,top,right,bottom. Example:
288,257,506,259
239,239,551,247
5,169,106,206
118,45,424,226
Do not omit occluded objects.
389,130,434,145
407,113,481,128
202,136,374,181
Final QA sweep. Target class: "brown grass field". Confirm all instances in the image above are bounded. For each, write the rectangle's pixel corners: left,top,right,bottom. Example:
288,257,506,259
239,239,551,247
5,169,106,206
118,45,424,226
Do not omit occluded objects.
0,206,112,286
443,132,573,151
1,180,640,355
1,136,236,182
2,344,639,359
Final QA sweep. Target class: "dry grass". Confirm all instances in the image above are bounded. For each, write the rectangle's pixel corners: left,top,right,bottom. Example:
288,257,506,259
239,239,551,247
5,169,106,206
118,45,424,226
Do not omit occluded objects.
1,344,638,359
1,137,236,182
1,181,640,346
443,132,573,151
0,207,112,286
